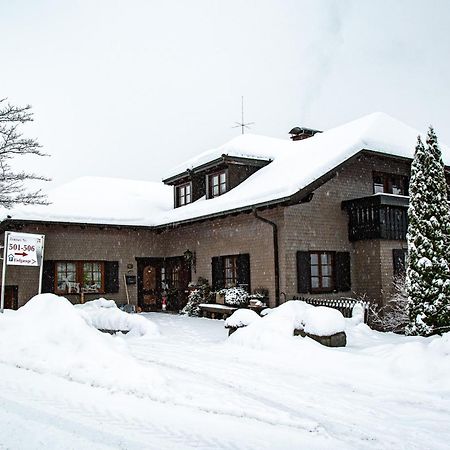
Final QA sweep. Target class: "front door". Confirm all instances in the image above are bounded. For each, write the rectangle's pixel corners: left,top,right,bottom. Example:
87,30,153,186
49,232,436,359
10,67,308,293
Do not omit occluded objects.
136,257,191,312
137,258,163,311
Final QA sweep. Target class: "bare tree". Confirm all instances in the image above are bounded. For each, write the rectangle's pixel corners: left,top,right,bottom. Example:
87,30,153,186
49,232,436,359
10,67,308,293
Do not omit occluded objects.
369,276,409,333
0,98,49,208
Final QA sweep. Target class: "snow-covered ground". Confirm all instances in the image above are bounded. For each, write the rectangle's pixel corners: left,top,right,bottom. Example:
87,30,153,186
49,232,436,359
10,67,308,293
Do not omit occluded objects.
0,304,449,449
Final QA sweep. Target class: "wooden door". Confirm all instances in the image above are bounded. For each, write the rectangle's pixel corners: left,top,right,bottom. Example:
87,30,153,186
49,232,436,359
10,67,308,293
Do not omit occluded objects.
2,286,18,310
142,265,160,310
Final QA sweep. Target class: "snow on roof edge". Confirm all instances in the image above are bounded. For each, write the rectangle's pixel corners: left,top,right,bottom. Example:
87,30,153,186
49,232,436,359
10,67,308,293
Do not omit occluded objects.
3,112,449,229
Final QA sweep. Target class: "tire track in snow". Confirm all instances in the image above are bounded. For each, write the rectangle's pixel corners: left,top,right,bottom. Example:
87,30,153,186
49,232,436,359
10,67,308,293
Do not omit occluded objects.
0,363,250,450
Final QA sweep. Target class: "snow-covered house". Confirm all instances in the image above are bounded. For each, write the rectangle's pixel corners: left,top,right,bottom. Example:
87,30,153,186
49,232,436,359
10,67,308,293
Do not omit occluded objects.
1,112,448,310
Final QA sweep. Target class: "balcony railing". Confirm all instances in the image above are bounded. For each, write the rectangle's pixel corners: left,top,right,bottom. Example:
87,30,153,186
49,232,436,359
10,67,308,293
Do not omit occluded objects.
341,194,408,241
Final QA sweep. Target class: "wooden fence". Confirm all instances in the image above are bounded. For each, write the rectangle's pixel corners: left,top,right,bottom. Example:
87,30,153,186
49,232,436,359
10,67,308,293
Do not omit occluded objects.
293,296,371,323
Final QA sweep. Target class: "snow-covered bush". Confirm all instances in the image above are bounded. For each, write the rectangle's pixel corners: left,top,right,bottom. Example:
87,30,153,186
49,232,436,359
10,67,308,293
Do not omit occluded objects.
406,128,450,336
218,287,249,307
181,289,203,316
180,278,211,316
369,277,409,333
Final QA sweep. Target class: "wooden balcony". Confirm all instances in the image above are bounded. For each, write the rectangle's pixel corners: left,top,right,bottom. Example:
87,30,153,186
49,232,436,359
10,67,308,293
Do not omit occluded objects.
341,194,408,241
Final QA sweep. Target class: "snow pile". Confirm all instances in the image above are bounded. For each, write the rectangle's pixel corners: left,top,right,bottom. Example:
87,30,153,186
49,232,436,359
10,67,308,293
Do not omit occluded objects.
228,301,345,349
228,313,296,350
0,294,164,392
303,306,346,336
346,325,450,388
225,308,261,328
345,302,366,326
75,298,159,337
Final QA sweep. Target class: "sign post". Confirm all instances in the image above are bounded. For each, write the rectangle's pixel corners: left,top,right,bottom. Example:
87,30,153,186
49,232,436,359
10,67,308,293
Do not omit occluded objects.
1,231,45,313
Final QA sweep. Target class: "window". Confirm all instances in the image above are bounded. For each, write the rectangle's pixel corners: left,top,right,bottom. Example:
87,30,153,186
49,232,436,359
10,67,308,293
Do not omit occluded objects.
297,251,351,294
373,172,409,196
211,254,250,291
166,264,180,289
224,255,238,288
56,262,77,293
55,261,105,294
208,171,227,198
310,252,334,291
176,183,192,207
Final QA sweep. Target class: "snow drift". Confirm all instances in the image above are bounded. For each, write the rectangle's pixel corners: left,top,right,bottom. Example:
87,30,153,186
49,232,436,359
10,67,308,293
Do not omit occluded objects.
0,294,164,393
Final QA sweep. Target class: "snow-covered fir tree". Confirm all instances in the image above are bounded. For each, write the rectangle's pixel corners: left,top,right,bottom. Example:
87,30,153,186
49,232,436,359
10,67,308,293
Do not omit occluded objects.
406,128,450,335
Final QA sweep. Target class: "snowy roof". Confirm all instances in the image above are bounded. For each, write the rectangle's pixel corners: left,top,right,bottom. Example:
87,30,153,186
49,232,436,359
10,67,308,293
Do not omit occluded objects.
0,177,173,227
2,112,449,228
163,134,288,181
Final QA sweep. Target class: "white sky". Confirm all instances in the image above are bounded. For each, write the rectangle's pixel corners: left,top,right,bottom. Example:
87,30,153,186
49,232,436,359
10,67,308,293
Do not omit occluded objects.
1,0,450,189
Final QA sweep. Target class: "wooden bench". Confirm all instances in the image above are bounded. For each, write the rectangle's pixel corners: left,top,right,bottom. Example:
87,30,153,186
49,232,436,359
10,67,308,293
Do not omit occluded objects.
199,303,237,319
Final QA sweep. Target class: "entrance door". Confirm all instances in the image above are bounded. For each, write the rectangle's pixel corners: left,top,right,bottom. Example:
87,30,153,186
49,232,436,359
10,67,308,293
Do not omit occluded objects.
137,258,163,311
136,257,191,312
164,258,191,310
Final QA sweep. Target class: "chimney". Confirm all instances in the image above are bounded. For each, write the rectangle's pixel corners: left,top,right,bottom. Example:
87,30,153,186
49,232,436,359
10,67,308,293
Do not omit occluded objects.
289,127,322,141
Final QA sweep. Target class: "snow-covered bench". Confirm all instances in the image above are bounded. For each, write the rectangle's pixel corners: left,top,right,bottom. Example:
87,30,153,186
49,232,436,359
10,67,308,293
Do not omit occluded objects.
199,303,237,319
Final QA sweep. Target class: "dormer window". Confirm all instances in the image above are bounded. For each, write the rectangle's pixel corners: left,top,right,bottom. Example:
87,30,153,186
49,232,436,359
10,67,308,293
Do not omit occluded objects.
176,182,192,207
373,172,409,196
208,171,227,198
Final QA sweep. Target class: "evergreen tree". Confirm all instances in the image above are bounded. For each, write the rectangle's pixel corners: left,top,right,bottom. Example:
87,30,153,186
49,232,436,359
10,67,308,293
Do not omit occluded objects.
406,128,450,335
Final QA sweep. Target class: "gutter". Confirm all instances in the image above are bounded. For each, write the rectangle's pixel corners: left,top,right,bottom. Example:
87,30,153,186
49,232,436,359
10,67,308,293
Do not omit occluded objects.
253,208,280,307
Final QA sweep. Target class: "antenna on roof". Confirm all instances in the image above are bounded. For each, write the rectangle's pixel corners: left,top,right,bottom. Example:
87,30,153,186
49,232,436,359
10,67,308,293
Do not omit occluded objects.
232,96,254,134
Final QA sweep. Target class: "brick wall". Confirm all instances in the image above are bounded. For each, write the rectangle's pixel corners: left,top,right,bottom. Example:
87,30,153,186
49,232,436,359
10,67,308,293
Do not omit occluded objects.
159,209,281,306
279,154,410,305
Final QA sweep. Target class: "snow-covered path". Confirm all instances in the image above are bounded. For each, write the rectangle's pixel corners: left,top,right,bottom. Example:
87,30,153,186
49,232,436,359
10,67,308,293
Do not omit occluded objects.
0,312,449,449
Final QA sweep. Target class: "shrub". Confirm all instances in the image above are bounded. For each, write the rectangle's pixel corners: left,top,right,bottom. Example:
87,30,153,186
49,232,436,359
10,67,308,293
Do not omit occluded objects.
180,278,211,317
218,287,249,307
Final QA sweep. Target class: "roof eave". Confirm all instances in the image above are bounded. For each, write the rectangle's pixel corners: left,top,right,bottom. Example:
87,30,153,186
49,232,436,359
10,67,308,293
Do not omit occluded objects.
162,155,272,185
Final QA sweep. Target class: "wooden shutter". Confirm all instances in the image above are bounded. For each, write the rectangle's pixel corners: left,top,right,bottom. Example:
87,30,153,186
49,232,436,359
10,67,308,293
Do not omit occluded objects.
296,251,311,294
211,256,224,291
393,249,407,276
104,261,119,293
42,260,55,293
335,252,351,292
237,253,251,292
